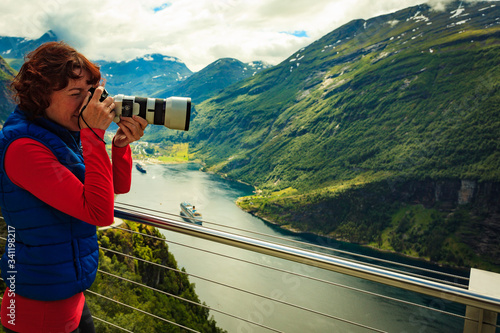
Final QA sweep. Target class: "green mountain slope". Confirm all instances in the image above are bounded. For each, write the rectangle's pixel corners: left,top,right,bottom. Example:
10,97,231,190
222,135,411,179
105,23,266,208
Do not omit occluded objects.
0,221,225,332
192,1,500,187
187,2,500,269
143,58,271,142
0,56,16,125
157,58,272,104
91,222,225,332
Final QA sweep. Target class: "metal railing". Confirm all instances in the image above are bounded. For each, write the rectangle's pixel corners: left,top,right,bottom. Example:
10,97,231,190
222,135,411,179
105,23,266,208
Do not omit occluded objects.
113,205,500,314
109,204,500,332
1,207,500,332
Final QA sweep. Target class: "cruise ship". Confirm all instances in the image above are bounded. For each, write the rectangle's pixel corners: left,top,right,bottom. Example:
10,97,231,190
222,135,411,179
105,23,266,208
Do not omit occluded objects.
180,202,203,225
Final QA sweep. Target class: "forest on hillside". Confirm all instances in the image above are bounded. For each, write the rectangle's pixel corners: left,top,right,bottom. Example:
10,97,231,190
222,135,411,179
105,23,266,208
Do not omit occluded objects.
0,221,226,332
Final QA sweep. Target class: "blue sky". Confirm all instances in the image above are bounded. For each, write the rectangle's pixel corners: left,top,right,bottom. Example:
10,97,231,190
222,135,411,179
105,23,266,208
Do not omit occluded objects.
153,3,171,12
0,0,484,71
283,31,309,38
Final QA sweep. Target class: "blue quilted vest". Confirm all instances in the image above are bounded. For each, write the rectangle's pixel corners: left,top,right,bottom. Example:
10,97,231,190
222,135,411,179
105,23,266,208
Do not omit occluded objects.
0,107,99,301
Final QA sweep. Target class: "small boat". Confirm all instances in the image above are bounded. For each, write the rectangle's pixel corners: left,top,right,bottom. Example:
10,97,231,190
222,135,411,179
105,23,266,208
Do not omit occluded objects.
180,202,202,225
136,163,147,173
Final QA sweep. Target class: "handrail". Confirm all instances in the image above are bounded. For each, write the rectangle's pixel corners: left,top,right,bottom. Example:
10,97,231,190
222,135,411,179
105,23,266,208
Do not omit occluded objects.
114,205,500,314
106,225,472,323
117,202,469,286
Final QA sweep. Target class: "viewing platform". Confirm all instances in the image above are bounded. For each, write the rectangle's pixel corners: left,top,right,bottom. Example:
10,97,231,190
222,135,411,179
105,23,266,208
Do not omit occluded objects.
1,205,499,332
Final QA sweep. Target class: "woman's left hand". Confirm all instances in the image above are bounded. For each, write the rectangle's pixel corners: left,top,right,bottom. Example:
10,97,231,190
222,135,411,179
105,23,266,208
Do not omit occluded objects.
113,115,149,148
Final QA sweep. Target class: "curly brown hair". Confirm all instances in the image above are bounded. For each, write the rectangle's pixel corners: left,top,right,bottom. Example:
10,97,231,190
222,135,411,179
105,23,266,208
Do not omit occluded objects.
11,41,101,120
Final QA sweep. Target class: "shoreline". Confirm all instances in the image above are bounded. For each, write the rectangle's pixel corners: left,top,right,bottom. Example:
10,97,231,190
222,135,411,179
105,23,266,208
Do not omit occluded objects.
237,204,468,273
136,157,256,188
132,156,202,165
132,155,467,272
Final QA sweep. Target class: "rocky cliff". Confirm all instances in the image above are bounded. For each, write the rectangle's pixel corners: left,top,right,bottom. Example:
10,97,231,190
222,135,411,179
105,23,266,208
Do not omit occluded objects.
389,179,500,210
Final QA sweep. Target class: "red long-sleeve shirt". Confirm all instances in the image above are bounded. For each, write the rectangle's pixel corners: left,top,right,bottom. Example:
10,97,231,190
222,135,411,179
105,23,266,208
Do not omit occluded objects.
1,128,132,332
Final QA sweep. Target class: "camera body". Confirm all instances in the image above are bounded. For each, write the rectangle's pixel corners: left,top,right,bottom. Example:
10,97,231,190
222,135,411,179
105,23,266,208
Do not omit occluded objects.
89,88,191,131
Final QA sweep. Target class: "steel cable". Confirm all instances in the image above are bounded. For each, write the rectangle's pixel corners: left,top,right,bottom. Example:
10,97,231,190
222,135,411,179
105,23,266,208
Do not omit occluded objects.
99,246,388,332
104,226,470,321
0,233,491,332
114,203,469,287
97,269,283,333
85,290,201,333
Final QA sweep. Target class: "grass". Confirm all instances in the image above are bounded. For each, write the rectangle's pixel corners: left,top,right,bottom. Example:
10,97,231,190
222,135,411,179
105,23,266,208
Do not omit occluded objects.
373,204,435,252
106,140,193,164
157,143,190,163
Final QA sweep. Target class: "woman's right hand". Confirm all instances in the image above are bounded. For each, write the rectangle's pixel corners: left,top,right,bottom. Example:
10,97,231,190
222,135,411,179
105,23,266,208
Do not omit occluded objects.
78,86,116,130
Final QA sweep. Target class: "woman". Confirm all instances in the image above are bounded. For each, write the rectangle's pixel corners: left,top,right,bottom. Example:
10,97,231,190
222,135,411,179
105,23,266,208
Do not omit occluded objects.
0,41,148,332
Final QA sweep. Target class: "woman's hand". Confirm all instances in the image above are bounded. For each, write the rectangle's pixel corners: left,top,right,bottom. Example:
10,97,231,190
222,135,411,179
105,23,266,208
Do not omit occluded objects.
78,86,115,131
113,115,148,148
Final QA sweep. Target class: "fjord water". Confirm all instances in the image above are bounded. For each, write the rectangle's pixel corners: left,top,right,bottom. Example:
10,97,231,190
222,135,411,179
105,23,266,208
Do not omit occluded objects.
116,163,466,333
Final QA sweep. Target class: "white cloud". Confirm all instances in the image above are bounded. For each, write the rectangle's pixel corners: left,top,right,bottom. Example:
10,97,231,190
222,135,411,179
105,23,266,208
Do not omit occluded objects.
0,0,495,71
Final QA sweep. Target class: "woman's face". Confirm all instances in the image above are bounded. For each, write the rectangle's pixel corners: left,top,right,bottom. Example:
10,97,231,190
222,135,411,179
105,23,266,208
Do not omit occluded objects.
45,71,92,131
